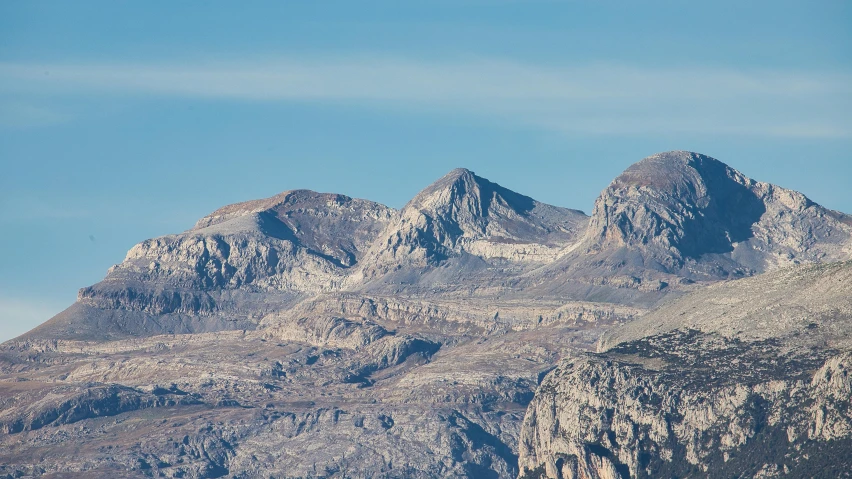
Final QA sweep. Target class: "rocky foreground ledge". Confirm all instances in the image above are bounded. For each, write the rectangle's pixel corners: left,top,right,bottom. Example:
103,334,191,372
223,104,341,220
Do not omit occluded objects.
519,261,852,479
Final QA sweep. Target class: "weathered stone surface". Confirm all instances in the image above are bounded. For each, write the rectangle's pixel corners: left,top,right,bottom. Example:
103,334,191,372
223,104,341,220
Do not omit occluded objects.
519,262,852,478
2,152,850,478
349,167,589,295
24,191,393,341
532,151,852,300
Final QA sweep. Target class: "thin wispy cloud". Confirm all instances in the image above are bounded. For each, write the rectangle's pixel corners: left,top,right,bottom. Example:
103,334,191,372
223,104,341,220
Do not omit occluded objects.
1,57,850,138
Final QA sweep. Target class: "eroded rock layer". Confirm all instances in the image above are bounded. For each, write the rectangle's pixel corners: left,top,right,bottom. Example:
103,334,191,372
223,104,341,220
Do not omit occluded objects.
2,152,851,478
519,261,852,479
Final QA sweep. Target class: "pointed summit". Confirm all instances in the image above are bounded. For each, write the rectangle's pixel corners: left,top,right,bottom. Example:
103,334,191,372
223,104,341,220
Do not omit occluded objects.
354,168,588,285
421,167,476,189
405,167,488,219
405,167,551,236
398,167,587,246
405,167,528,214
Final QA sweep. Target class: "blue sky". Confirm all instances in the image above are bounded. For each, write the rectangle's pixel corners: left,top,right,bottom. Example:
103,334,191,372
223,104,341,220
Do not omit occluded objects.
1,0,850,341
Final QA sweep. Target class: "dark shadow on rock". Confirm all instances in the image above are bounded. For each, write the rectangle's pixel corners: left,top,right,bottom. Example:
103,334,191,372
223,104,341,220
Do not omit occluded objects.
678,159,767,259
585,443,630,479
474,172,536,217
450,412,519,476
256,211,300,243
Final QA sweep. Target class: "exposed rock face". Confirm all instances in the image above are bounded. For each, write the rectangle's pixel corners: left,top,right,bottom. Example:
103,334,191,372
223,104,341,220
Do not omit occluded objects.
2,152,850,478
589,151,767,256
573,151,852,281
125,190,394,290
0,383,202,435
518,261,852,478
600,259,852,350
352,168,588,291
0,324,576,478
25,191,394,341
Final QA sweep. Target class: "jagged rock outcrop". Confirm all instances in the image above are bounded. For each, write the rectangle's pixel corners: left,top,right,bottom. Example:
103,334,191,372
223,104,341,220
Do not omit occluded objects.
266,315,392,350
121,190,394,291
0,384,201,434
194,189,395,266
519,261,852,478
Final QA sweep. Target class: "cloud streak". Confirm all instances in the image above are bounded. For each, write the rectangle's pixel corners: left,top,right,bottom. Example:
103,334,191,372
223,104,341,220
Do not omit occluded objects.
1,57,850,137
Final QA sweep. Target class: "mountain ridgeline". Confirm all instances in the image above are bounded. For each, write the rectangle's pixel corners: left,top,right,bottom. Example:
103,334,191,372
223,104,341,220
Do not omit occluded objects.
23,151,851,342
2,151,851,479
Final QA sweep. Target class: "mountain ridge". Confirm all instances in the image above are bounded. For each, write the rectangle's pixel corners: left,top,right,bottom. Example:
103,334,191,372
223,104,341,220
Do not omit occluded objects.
15,151,852,342
531,151,852,297
3,151,851,479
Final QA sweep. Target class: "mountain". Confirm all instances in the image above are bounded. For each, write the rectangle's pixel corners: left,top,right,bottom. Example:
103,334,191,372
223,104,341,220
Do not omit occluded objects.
586,151,851,275
519,261,852,478
351,168,588,292
23,190,394,341
2,152,850,479
21,154,851,341
527,151,852,305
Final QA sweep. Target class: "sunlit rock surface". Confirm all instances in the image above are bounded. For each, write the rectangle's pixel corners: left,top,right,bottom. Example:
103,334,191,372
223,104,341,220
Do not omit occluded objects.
519,261,852,479
2,152,851,478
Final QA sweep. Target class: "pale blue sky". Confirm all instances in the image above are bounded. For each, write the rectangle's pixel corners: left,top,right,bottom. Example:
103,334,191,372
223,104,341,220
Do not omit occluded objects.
1,1,850,340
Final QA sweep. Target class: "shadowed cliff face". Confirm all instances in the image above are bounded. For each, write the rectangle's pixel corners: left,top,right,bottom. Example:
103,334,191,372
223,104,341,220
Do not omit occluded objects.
602,152,766,259
2,152,851,479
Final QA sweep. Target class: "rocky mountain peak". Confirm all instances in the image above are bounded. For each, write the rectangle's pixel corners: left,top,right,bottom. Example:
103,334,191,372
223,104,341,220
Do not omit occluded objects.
613,150,745,194
567,150,852,283
404,167,537,234
193,189,390,230
421,167,476,191
185,189,395,266
354,168,588,281
3,153,851,479
584,151,827,272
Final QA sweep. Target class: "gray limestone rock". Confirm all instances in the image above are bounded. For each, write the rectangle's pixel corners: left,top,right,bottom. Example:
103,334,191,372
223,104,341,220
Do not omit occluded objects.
519,261,852,479
581,151,852,279
2,152,850,478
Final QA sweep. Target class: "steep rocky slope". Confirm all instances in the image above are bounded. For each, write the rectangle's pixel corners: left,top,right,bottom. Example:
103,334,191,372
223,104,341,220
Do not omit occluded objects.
24,190,395,341
519,261,852,478
2,152,850,478
351,168,589,294
588,151,852,273
530,151,852,304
